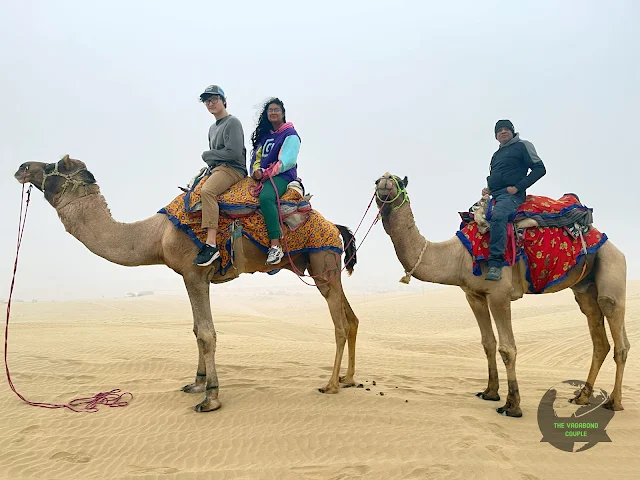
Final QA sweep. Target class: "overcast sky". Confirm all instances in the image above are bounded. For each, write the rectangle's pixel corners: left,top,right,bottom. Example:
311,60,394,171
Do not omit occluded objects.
1,0,637,301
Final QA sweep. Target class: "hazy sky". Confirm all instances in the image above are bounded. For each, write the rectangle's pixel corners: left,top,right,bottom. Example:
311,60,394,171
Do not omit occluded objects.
1,1,638,301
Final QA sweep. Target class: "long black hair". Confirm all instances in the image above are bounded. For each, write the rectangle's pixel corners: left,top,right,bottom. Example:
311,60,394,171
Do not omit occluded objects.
250,97,287,152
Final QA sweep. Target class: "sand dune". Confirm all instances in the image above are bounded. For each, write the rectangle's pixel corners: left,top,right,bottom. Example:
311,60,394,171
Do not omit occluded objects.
1,283,639,479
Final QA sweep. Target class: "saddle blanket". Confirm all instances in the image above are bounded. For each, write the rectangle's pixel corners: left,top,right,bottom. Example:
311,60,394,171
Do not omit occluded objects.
456,194,607,293
158,176,343,276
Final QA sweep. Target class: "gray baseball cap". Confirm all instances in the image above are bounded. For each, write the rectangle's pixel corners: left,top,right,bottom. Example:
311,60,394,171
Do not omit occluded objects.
199,85,225,101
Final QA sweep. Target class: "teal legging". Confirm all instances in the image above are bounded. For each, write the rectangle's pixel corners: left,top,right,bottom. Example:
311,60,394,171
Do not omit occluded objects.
259,176,289,240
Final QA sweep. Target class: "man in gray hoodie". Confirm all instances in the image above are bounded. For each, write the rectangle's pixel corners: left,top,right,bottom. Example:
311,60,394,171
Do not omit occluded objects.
483,119,546,281
193,85,248,267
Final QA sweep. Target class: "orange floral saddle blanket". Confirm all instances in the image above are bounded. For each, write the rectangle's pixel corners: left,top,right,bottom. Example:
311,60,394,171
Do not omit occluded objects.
158,173,343,276
456,194,608,293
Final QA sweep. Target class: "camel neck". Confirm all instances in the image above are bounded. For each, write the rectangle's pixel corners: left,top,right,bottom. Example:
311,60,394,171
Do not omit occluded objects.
382,203,462,286
55,193,166,267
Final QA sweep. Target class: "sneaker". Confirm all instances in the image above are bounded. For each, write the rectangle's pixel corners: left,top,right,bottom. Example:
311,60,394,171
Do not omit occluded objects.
266,245,284,265
193,244,220,266
485,266,502,281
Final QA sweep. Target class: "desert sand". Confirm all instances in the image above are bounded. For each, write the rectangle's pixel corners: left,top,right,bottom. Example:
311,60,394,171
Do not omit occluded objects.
1,282,638,479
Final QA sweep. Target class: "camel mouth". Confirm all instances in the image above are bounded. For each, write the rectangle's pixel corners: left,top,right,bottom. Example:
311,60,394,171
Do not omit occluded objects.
14,172,28,184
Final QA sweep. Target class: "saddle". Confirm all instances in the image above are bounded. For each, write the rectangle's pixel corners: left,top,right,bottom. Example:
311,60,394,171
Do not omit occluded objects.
456,193,607,293
182,168,313,230
459,193,594,240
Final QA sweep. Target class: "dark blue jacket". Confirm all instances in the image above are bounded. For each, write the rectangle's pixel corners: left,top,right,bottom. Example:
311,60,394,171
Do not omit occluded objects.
487,134,546,193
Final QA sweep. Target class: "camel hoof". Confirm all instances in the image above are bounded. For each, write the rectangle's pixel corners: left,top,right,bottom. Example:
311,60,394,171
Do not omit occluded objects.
603,399,624,411
339,375,356,387
182,383,205,394
496,405,522,417
194,398,222,412
476,391,500,402
569,395,590,406
318,385,339,394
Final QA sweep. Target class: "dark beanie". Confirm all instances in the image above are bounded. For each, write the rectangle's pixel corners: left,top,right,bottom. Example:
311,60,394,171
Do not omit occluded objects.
495,119,515,137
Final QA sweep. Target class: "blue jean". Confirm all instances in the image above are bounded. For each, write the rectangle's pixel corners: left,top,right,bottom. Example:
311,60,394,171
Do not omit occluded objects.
488,190,525,268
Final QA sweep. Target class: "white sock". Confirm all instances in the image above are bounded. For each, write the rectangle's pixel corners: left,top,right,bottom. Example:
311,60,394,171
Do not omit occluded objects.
207,243,216,248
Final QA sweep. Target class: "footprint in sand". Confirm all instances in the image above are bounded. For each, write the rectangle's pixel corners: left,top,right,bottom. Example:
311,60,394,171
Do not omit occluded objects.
18,425,40,435
402,464,452,479
50,452,92,464
127,465,180,475
290,464,371,478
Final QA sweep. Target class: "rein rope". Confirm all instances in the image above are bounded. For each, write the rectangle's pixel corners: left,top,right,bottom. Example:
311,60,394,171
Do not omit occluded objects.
5,183,133,413
269,175,379,287
264,174,415,287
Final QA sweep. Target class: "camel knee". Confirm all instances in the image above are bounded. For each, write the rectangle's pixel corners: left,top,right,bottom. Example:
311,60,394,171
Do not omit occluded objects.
498,345,516,365
597,295,618,318
614,346,629,364
196,330,216,353
317,284,331,298
334,325,348,343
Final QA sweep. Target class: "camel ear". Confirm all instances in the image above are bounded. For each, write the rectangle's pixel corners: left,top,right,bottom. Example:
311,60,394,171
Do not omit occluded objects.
62,154,72,170
402,176,409,188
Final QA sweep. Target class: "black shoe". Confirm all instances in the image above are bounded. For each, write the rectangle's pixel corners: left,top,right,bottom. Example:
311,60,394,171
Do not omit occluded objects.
485,266,502,281
193,244,220,266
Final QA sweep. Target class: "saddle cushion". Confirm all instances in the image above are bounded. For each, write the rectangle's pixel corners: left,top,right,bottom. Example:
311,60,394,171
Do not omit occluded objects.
183,175,312,228
493,193,593,227
158,177,342,277
460,193,593,234
456,222,607,293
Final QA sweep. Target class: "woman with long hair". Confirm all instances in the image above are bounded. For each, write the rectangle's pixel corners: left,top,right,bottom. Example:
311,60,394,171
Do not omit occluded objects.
250,97,301,265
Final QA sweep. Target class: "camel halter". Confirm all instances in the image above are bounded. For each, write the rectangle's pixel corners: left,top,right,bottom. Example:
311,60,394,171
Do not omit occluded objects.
376,176,409,211
41,163,90,195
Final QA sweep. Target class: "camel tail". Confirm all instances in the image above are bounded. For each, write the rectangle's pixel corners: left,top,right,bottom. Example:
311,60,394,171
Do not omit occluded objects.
335,224,357,276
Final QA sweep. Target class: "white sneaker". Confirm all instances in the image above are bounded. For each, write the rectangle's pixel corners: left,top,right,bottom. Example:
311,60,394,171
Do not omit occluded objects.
266,245,284,265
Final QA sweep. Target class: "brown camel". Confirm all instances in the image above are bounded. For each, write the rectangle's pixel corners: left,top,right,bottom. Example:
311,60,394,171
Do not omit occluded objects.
375,173,629,417
13,155,360,412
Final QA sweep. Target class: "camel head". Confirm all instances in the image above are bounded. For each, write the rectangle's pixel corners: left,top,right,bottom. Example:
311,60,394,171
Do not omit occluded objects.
375,172,409,214
14,154,97,206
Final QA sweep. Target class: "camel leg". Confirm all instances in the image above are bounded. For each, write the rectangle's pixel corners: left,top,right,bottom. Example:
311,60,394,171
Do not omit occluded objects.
339,293,359,387
183,275,221,412
488,294,522,417
594,244,630,411
181,321,206,394
310,252,349,394
570,285,609,405
465,292,500,401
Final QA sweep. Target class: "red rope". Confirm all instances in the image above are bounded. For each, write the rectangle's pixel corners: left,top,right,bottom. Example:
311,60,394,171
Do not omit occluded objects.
4,184,133,412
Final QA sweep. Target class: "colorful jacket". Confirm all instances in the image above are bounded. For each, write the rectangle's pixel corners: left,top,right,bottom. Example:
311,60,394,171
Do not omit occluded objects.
250,122,301,184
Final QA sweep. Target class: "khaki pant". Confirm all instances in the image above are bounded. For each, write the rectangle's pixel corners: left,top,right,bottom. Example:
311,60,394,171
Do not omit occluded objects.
201,165,245,229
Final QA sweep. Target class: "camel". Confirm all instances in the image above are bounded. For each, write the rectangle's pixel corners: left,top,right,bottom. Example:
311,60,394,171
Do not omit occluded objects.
13,155,360,412
375,173,629,417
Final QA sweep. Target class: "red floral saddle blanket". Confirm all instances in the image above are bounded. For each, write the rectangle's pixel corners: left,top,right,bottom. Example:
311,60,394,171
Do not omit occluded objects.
456,194,607,293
